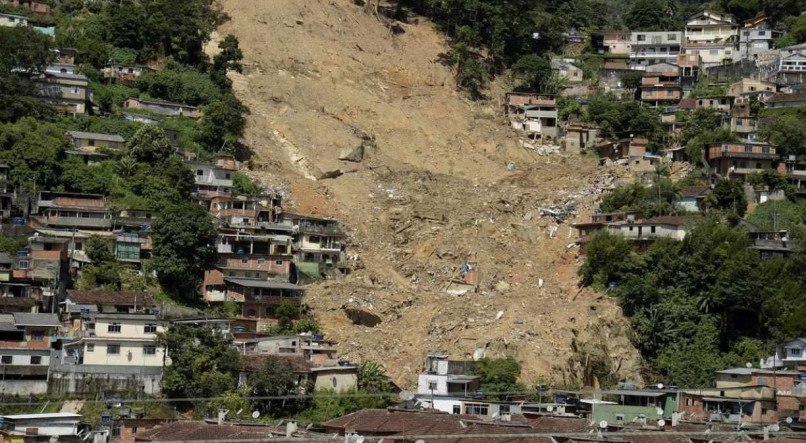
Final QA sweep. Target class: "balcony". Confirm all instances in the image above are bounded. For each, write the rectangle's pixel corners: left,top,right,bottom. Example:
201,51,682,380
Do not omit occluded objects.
41,216,112,229
247,295,302,306
298,221,343,236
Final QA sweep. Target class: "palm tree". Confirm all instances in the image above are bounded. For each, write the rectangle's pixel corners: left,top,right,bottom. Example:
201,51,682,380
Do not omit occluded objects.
116,156,137,178
358,361,391,393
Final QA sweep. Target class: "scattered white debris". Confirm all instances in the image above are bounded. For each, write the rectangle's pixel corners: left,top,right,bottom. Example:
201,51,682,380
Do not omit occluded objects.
496,310,505,320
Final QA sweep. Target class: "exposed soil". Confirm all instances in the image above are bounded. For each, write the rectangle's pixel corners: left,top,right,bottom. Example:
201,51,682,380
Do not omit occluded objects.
208,0,643,388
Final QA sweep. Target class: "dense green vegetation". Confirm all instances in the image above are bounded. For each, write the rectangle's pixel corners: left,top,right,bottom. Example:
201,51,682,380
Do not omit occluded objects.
580,218,806,387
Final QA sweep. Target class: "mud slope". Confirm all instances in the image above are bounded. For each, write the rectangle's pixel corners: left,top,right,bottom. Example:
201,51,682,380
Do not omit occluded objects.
210,0,643,387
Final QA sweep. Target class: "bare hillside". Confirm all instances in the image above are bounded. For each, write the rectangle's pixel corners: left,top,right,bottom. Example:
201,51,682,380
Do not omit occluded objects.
209,0,643,387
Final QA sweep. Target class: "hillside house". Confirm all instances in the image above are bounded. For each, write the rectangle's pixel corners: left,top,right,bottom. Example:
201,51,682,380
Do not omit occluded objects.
592,388,680,425
13,236,69,303
684,11,739,68
102,63,151,82
33,71,90,115
240,353,358,394
54,48,76,64
781,156,806,197
729,79,777,99
729,97,758,140
0,313,58,395
677,53,702,90
0,163,12,220
602,31,631,55
8,0,51,14
704,141,777,180
550,58,583,83
760,338,806,370
123,98,201,119
674,186,711,212
63,290,156,316
417,352,479,398
504,93,558,139
748,229,792,260
66,131,125,151
629,32,683,70
188,157,236,203
695,95,733,114
0,413,85,441
65,313,164,366
563,123,602,154
607,216,691,248
640,64,682,106
777,52,806,86
209,194,283,228
32,191,111,232
739,16,782,60
765,92,806,109
0,12,28,27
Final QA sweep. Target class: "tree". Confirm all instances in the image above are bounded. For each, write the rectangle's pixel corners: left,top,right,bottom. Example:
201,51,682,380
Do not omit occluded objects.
757,108,806,157
249,356,310,416
159,325,243,403
0,26,54,74
707,179,748,217
0,118,67,191
197,94,248,152
474,357,527,400
86,235,116,265
211,34,243,89
275,301,299,331
625,0,673,31
511,54,552,92
233,171,262,197
128,125,174,164
150,203,217,297
357,362,392,394
579,231,643,287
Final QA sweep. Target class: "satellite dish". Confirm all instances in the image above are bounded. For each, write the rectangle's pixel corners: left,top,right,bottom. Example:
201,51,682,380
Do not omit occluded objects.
770,424,780,432
546,406,554,412
657,408,665,416
251,411,260,419
599,420,608,429
399,390,415,401
786,417,794,424
746,362,753,368
656,383,664,390
657,419,666,427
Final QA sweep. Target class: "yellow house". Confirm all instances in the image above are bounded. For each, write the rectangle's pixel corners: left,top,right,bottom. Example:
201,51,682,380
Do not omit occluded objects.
68,313,165,367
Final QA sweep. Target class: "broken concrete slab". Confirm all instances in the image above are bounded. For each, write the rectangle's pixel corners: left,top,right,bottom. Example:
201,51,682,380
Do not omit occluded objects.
339,142,365,162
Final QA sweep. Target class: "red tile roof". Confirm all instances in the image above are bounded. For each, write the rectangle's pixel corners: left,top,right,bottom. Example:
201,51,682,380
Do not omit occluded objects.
66,290,155,306
0,297,36,308
644,216,691,226
134,421,277,441
766,92,806,103
679,186,710,198
242,354,312,373
679,99,697,109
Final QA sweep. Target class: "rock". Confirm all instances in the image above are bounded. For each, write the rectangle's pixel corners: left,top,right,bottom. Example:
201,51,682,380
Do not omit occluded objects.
523,211,533,221
495,281,510,292
496,310,505,320
344,307,383,327
339,143,365,162
317,168,344,180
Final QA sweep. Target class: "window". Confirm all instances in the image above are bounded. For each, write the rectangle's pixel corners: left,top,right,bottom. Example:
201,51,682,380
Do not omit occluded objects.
667,34,677,41
31,330,44,341
651,226,656,234
88,139,95,146
790,348,802,357
427,381,438,391
745,145,752,153
1,356,11,364
225,173,231,179
762,147,770,154
616,414,625,421
637,34,646,42
275,259,283,265
758,31,766,36
30,356,42,365
308,236,320,244
241,257,248,264
196,169,203,176
710,49,719,55
143,345,156,355
465,404,489,415
17,260,28,269
762,407,768,414
107,344,120,354
257,258,265,265
144,324,157,334
108,323,121,333
720,390,725,397
686,398,691,406
452,405,461,414
86,344,94,352
499,405,510,414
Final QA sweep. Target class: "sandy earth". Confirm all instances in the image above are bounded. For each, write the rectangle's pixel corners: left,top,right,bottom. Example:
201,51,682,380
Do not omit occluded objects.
207,0,644,388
